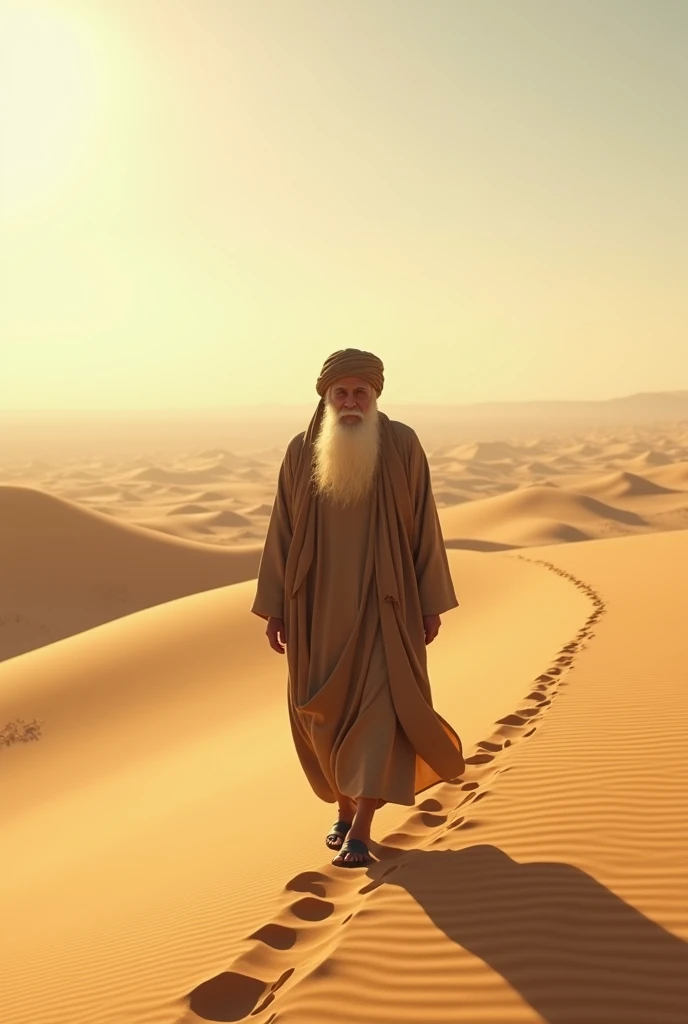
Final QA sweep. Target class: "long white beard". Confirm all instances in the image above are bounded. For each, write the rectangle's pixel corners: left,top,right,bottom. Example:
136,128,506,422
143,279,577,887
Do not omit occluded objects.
313,400,381,506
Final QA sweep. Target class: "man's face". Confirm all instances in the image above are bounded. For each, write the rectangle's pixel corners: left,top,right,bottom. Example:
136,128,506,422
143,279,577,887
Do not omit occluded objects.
328,376,374,425
314,373,380,504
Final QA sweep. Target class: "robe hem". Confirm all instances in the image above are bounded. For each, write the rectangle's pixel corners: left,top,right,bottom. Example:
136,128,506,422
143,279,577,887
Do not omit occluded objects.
334,773,463,810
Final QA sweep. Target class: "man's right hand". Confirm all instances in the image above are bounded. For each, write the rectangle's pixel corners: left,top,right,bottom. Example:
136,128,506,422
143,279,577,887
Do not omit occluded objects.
266,616,287,654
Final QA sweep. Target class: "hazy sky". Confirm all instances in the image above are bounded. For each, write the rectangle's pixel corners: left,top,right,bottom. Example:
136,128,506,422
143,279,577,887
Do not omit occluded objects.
1,0,686,410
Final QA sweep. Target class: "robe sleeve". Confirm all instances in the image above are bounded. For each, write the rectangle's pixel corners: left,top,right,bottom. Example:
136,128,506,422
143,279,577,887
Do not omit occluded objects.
408,431,459,617
250,440,296,621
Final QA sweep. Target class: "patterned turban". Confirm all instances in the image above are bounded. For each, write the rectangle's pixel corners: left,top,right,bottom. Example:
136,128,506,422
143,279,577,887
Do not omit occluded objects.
315,348,385,398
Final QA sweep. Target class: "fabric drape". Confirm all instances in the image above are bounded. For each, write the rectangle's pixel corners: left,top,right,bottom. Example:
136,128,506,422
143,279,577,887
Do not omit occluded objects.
252,404,465,805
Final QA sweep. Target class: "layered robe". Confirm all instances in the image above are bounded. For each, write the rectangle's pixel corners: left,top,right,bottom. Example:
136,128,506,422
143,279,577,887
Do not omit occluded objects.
251,406,465,806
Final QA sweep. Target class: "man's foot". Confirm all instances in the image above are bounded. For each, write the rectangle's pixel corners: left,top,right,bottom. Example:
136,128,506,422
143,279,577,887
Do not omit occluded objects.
325,820,352,850
332,836,372,868
325,799,356,849
332,795,377,865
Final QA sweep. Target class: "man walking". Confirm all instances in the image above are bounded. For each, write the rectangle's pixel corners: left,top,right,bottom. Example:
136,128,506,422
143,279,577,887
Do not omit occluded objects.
252,348,464,866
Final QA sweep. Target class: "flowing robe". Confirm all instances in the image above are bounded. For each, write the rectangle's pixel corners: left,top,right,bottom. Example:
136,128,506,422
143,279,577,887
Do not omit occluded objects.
251,408,465,806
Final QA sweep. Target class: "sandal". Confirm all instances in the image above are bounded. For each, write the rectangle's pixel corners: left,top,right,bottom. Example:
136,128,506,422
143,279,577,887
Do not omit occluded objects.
325,820,352,850
332,838,372,868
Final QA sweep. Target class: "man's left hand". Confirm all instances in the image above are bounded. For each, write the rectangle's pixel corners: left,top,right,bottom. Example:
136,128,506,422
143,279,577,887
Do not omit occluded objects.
423,614,441,644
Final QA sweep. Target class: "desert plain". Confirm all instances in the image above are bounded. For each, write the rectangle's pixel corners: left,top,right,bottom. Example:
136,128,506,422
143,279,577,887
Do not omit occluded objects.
1,400,687,1024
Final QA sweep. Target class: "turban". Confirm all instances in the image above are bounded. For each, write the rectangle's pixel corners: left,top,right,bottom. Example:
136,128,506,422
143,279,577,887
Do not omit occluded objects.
315,348,385,398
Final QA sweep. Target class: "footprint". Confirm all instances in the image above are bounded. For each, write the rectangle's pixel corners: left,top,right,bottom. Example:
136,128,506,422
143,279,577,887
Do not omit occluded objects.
248,923,297,950
496,714,527,726
417,797,443,811
379,831,417,847
201,558,605,1024
418,811,448,827
464,752,495,765
270,968,294,994
250,992,275,1016
188,970,266,1020
289,898,335,922
285,871,328,898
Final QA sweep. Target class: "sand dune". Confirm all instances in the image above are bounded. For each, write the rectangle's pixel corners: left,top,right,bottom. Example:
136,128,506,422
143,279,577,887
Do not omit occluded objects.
574,469,679,499
442,440,520,462
193,489,233,502
244,503,274,517
439,484,647,549
0,485,261,662
206,509,254,528
167,502,213,515
130,466,234,485
445,518,591,550
1,532,687,1023
234,466,271,482
194,448,246,469
1,414,688,1023
431,489,474,508
267,531,688,1024
0,546,592,1023
628,449,674,467
3,419,685,555
523,459,562,474
643,461,688,489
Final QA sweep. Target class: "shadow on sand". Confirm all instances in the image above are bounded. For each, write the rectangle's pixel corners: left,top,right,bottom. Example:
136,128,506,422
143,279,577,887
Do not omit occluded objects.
365,843,688,1024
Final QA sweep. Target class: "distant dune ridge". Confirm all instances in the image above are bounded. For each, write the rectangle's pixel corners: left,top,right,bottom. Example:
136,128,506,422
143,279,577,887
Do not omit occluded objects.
0,405,687,1024
1,416,687,655
0,485,262,662
1,389,687,459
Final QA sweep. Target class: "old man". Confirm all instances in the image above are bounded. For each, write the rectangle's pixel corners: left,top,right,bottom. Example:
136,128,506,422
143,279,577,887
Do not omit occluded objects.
251,349,464,867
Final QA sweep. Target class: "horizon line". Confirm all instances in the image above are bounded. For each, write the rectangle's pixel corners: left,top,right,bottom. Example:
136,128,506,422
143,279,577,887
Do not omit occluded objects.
1,389,687,415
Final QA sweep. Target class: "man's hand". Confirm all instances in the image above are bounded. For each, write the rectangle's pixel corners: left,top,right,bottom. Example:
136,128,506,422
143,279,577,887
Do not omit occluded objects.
266,616,287,654
423,614,441,645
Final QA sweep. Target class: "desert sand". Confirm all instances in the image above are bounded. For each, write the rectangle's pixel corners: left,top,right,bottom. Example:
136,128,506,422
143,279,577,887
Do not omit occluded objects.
1,410,688,1024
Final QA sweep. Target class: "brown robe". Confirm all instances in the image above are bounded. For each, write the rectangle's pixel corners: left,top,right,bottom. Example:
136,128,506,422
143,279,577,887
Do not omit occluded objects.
251,405,465,806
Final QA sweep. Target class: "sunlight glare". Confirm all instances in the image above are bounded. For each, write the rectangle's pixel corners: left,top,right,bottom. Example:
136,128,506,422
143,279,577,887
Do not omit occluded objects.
0,2,108,214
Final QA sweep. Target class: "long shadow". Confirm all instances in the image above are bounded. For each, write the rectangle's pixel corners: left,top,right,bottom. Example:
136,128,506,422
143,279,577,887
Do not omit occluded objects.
373,843,688,1024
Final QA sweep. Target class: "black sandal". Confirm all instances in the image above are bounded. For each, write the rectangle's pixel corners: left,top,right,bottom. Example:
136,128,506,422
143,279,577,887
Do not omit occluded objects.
325,820,352,850
332,838,372,868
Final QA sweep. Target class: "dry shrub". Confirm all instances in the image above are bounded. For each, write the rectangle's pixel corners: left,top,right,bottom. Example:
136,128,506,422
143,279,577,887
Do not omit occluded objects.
0,718,43,749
